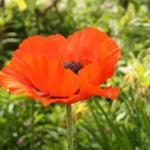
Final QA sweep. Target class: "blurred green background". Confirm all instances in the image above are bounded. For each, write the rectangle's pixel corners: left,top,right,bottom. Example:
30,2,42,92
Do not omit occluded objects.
0,0,150,149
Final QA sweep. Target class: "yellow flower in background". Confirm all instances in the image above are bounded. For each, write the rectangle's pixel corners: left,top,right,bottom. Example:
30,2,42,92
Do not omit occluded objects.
14,0,27,11
74,103,88,115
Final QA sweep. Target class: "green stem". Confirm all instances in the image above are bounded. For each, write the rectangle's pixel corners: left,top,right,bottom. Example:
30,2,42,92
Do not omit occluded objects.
66,104,74,150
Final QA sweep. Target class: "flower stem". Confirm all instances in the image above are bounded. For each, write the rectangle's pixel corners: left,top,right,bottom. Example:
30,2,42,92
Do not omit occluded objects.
66,104,74,150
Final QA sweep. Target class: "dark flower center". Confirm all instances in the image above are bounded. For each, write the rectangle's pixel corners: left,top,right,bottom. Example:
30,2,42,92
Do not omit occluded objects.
64,61,83,74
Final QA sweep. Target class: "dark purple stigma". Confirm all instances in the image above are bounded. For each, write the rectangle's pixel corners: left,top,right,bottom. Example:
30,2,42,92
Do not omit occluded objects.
64,61,83,74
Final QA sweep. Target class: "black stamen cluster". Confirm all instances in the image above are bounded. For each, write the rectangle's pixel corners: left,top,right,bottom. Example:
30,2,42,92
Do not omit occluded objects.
64,61,83,74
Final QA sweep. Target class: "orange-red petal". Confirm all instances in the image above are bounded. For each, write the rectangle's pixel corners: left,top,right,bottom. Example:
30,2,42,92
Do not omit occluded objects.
78,62,103,86
13,34,67,60
78,65,119,100
0,54,80,101
0,71,34,96
66,27,121,83
99,39,121,83
66,27,108,64
39,93,86,106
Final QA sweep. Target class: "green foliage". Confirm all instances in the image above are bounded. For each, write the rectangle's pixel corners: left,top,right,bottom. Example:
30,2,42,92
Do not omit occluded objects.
0,0,149,149
82,93,150,150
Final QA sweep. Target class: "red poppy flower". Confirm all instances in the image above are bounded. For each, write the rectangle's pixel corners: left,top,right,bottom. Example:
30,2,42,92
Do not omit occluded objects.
0,27,121,106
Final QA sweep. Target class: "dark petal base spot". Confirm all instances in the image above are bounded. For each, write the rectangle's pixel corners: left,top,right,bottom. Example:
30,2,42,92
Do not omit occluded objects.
64,61,83,74
36,90,69,99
